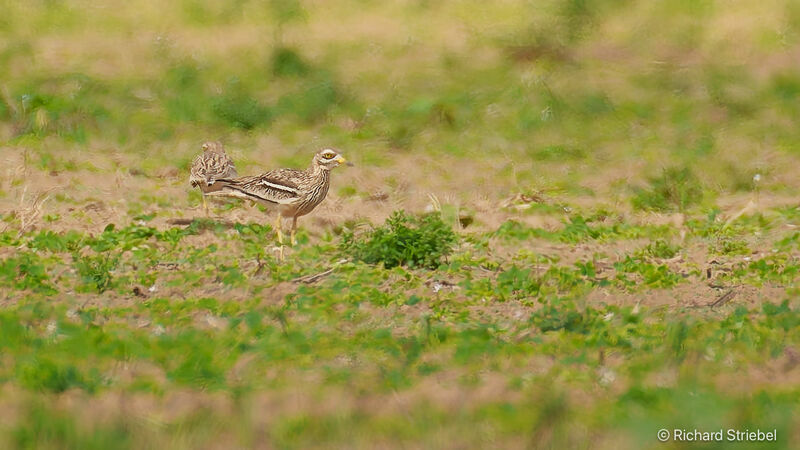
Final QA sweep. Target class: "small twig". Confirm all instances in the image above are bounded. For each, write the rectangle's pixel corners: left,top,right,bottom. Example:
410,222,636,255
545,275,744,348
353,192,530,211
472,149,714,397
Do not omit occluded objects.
166,218,195,226
661,255,683,264
724,199,758,229
167,218,236,228
294,267,336,284
252,254,269,277
709,288,738,308
292,259,349,284
474,264,502,273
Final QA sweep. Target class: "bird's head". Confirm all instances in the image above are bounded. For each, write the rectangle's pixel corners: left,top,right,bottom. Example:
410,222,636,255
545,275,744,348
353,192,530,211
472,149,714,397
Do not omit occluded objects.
201,141,225,153
314,148,352,170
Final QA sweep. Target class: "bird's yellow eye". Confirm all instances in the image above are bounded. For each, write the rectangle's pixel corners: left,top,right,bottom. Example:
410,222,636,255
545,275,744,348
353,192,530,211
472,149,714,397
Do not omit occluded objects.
322,152,335,159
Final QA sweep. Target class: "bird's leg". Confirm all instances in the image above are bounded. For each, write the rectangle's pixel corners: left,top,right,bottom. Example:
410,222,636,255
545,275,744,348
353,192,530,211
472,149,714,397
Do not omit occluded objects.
274,214,284,261
274,215,283,245
202,196,209,217
290,217,298,246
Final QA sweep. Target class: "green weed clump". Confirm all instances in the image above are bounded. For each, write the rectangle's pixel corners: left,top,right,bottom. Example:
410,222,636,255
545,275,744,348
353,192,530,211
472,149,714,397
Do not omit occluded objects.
641,239,680,259
74,253,119,293
632,166,704,212
341,211,458,269
271,47,312,77
18,358,101,394
211,80,272,130
276,75,341,123
0,252,57,294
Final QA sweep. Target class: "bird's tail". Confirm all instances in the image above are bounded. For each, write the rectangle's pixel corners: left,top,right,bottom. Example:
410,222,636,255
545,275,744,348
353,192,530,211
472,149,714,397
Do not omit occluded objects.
201,178,241,196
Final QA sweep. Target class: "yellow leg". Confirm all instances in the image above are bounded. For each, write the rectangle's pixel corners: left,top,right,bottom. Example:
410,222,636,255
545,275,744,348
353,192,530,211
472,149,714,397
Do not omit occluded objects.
202,196,209,217
290,217,298,246
274,215,284,261
274,215,283,244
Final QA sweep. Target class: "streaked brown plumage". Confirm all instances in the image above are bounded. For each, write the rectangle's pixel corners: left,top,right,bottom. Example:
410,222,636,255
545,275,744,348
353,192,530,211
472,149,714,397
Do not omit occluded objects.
207,148,350,254
189,141,238,215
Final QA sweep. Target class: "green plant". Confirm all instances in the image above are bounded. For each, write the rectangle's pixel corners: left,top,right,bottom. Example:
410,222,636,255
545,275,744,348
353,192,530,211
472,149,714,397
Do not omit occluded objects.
614,255,683,289
341,211,458,269
271,46,312,77
211,80,272,130
531,302,593,333
27,230,84,252
632,166,704,212
17,358,101,393
529,145,586,161
277,74,342,123
74,252,119,293
495,265,541,300
0,252,57,294
711,236,750,256
641,239,679,259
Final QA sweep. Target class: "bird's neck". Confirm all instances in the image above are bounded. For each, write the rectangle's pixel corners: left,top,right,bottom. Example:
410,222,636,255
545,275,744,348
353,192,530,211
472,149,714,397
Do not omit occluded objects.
308,163,331,191
309,162,330,177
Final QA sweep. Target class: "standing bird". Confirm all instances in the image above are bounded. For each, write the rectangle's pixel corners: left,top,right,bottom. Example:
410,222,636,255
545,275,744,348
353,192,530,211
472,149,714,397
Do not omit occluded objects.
189,141,238,216
207,148,350,257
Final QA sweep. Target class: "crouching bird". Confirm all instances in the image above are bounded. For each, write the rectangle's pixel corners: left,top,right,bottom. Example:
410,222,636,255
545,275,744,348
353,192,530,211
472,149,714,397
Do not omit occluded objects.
207,148,351,258
189,141,238,216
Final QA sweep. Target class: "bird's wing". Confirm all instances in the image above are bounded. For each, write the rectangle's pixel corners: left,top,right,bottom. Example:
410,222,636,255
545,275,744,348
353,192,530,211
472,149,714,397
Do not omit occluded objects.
215,170,303,205
189,153,206,187
190,151,238,186
221,153,238,179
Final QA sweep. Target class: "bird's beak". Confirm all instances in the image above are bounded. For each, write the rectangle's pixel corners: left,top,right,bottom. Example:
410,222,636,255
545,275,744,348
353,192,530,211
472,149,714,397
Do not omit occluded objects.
337,155,354,167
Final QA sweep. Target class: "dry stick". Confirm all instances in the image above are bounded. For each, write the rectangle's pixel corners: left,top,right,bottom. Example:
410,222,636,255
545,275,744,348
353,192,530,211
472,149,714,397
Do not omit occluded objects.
166,218,195,226
166,217,236,228
709,288,738,308
253,254,269,277
292,259,349,284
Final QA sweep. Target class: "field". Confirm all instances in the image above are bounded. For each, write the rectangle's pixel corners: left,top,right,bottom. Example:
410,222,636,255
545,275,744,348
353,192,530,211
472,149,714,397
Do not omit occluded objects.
2,0,800,448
